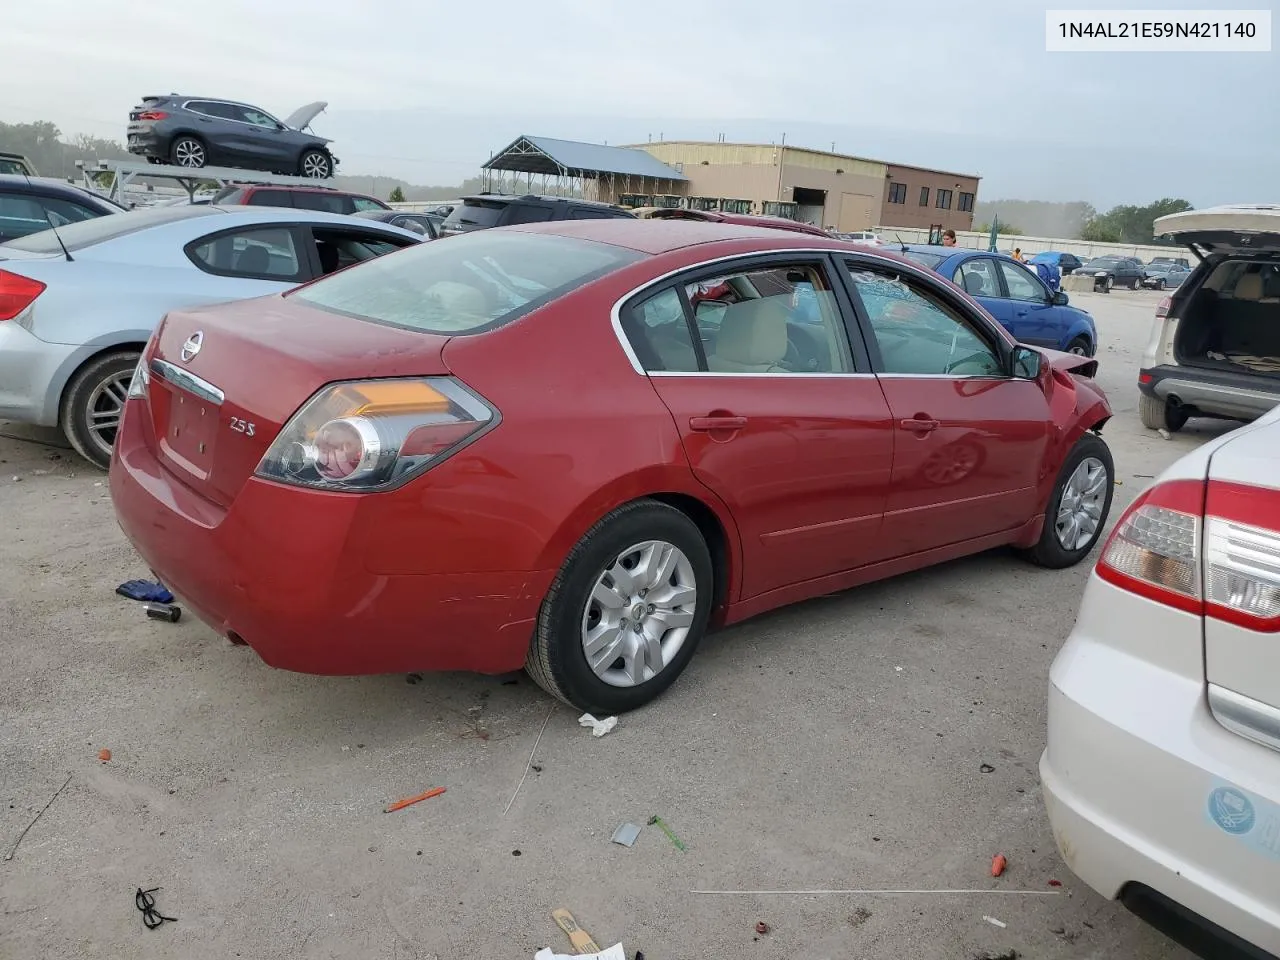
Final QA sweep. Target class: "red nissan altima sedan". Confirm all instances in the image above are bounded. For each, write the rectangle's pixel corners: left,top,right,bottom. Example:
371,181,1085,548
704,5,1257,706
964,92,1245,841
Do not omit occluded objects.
110,220,1115,713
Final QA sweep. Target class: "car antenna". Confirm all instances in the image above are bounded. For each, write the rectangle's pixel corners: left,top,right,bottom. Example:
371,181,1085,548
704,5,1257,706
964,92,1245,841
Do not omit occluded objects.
19,168,74,262
894,233,907,254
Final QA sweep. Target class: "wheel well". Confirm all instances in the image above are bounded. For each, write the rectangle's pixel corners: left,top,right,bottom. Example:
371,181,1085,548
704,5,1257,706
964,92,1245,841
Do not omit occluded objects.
648,492,731,623
59,343,146,422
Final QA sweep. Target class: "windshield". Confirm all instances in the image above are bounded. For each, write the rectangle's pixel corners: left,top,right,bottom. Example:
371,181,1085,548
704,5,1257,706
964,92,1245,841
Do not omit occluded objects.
290,229,642,335
1,205,218,254
441,200,504,232
1085,258,1121,268
0,158,31,176
901,250,946,269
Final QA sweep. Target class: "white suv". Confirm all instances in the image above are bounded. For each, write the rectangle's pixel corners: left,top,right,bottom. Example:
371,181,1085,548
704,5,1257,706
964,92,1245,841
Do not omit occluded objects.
1041,400,1280,957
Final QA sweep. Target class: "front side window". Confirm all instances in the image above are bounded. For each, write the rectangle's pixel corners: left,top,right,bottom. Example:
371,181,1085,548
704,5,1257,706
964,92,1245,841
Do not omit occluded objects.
290,192,349,214
998,260,1048,302
844,263,1002,377
351,197,385,212
188,226,304,280
936,189,953,210
291,230,640,335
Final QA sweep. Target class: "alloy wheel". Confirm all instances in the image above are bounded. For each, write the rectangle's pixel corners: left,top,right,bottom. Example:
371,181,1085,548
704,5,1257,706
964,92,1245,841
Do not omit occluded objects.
1055,456,1108,551
580,540,698,688
301,153,330,178
173,139,205,168
85,370,132,459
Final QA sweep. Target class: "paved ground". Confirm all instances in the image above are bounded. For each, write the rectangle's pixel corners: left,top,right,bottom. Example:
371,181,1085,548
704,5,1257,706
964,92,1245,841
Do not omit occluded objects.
1,289,1236,960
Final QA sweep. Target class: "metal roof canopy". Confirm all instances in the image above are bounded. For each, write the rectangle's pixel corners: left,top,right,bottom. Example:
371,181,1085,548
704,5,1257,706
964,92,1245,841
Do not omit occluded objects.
484,135,686,182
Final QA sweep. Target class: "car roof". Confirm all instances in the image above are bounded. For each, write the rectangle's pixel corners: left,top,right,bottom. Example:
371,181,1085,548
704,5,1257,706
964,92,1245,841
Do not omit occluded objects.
232,185,372,198
460,193,624,210
504,218,916,258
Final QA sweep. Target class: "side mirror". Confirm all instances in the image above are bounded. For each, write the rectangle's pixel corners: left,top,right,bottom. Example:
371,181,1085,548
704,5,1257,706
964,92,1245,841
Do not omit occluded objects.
1011,345,1043,379
1052,290,1069,305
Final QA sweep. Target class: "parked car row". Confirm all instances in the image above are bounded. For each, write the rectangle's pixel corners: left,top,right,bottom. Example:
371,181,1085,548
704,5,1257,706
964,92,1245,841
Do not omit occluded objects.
0,206,424,466
0,174,126,243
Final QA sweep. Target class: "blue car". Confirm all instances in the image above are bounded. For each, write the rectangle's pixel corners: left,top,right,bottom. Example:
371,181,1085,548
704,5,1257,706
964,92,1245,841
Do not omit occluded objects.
897,245,1098,356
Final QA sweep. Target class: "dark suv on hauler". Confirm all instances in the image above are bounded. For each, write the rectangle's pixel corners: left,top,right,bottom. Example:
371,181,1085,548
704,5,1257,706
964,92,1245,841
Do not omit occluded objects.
438,194,633,236
127,95,337,178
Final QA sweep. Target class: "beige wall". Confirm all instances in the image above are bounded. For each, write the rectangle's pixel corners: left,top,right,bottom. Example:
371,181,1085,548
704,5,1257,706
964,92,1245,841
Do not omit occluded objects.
623,142,974,232
880,164,980,231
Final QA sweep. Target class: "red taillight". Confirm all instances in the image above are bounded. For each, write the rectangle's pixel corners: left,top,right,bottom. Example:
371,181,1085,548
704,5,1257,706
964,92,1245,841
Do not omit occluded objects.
1097,478,1280,631
1096,479,1205,615
136,111,168,121
1156,296,1171,318
0,269,46,321
1138,372,1153,385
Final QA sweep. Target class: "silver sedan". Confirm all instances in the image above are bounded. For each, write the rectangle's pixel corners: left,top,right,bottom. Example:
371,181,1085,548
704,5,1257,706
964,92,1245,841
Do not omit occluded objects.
0,205,422,467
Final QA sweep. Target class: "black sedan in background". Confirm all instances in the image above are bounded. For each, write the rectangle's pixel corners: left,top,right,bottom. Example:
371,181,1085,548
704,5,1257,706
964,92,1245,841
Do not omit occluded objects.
353,208,440,238
0,174,124,243
1080,255,1145,292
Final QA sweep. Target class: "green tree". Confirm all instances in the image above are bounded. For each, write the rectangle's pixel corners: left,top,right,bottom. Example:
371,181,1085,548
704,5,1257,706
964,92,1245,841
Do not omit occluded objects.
388,185,405,203
1079,218,1121,243
1081,198,1193,244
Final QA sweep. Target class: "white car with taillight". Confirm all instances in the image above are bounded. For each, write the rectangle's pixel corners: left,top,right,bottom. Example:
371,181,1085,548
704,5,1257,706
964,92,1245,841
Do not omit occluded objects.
1041,400,1280,957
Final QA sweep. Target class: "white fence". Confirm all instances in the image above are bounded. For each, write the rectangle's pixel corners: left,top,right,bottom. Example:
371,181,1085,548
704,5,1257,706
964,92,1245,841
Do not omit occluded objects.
873,226,1184,262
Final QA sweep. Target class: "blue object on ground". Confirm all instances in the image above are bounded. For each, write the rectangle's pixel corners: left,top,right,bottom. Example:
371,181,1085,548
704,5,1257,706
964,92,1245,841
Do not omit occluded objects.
116,579,174,604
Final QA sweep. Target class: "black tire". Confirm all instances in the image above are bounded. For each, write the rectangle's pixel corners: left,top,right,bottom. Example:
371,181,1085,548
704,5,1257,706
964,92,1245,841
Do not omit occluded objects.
1129,276,1141,290
1020,432,1115,569
299,150,332,178
61,351,141,470
525,499,714,714
1065,336,1092,357
170,135,207,169
1137,393,1188,432
1155,279,1166,291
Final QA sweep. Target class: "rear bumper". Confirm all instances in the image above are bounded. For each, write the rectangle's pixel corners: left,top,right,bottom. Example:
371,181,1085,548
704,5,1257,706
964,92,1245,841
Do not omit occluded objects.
1042,609,1280,956
126,128,166,157
0,322,77,426
108,402,551,676
1139,364,1280,421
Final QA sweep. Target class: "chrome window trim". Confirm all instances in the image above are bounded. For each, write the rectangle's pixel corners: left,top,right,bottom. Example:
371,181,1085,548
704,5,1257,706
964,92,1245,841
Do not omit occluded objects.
1209,683,1280,754
150,359,225,406
608,246,981,378
182,99,284,131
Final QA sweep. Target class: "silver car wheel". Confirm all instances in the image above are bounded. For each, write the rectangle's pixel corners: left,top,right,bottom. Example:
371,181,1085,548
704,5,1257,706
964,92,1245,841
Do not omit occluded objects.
580,539,697,688
301,153,330,178
173,138,205,168
85,371,132,457
1055,456,1108,551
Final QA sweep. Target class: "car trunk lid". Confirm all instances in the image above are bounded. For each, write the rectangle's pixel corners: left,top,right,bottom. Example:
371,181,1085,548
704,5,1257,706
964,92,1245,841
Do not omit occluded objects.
142,294,452,507
1203,406,1280,752
1156,204,1280,256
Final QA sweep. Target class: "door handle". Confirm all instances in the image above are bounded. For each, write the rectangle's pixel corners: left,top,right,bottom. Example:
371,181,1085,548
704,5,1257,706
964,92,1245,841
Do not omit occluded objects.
689,416,747,432
900,417,939,433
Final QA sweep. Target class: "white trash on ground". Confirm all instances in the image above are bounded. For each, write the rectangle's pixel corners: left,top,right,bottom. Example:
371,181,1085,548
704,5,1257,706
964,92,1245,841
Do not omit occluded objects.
578,713,618,737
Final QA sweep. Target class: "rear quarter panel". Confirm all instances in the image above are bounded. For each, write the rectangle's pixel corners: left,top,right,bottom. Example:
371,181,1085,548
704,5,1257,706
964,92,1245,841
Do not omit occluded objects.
350,254,746,602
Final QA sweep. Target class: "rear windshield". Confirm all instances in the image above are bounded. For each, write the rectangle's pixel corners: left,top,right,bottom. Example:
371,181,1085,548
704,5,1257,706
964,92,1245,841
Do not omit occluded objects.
1085,257,1121,267
442,200,504,231
901,250,946,269
290,229,642,334
1,205,219,253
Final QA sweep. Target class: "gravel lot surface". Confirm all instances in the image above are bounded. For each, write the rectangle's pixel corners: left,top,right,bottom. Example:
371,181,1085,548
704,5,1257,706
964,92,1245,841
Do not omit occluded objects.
1,289,1233,959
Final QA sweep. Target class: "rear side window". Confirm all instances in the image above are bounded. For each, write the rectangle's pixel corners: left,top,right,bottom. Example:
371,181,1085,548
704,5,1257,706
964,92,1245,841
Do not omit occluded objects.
243,189,295,208
901,250,946,269
442,200,504,230
188,226,305,281
570,207,615,220
289,192,350,214
291,230,641,334
504,204,554,225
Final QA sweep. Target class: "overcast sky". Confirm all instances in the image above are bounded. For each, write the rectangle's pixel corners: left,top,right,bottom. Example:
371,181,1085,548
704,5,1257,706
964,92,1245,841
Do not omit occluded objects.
5,0,1275,207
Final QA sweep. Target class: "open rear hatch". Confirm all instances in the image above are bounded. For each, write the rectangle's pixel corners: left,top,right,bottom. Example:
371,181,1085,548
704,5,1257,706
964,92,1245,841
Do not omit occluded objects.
1156,206,1280,381
142,294,452,507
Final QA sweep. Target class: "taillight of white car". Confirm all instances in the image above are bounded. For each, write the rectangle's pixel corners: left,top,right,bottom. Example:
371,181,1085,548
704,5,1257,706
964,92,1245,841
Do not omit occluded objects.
1097,479,1280,631
255,377,495,492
